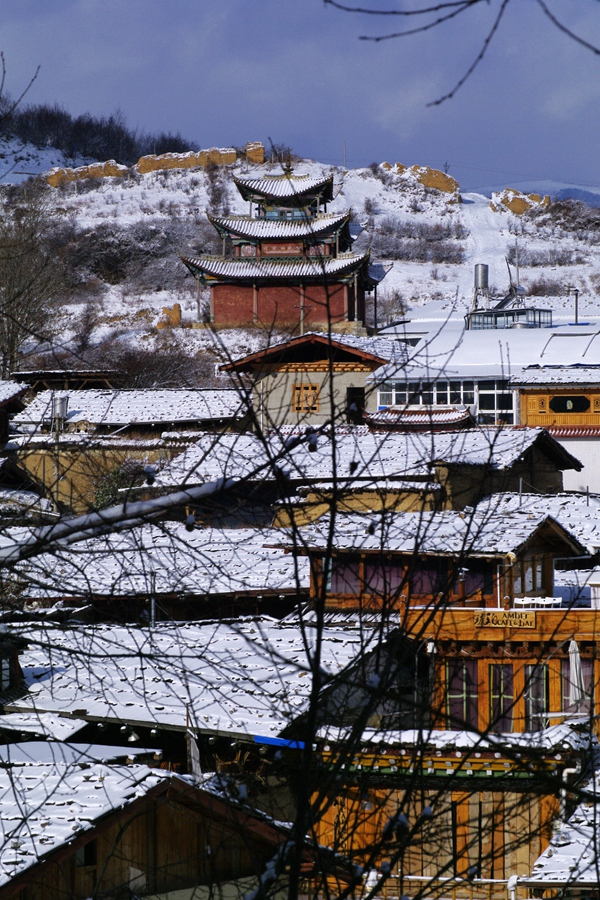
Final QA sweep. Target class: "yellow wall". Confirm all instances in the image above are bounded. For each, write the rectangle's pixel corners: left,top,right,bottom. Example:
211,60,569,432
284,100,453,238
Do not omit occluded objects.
520,388,600,427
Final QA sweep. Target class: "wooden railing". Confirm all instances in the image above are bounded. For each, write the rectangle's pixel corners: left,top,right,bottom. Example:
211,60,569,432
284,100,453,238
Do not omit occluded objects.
377,875,509,900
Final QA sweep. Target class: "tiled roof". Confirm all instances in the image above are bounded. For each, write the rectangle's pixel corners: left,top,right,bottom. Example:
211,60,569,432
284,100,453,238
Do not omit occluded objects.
13,389,244,431
181,253,368,281
548,426,600,437
523,768,600,886
234,172,334,201
21,524,310,600
364,405,474,428
0,759,165,888
476,491,600,553
0,381,26,407
7,620,365,739
291,508,585,557
208,212,349,239
153,427,580,490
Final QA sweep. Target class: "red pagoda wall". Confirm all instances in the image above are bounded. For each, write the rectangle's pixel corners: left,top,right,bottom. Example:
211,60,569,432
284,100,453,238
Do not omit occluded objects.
211,283,353,329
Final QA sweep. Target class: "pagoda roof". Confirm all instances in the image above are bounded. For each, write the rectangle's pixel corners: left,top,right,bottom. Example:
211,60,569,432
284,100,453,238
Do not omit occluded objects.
207,211,350,241
181,252,375,284
233,172,335,204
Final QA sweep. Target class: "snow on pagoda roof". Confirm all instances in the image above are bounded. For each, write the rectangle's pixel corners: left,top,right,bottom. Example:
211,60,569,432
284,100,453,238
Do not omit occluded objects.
20,523,309,600
153,427,580,490
0,759,166,888
233,172,334,202
13,389,244,432
6,619,364,739
208,211,349,240
511,364,600,386
290,508,584,558
181,253,369,281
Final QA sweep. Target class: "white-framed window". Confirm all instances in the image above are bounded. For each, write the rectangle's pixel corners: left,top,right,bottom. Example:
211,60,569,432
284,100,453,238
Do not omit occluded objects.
377,378,515,423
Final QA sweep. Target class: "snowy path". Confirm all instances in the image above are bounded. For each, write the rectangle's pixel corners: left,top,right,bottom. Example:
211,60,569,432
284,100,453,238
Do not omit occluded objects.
459,192,511,294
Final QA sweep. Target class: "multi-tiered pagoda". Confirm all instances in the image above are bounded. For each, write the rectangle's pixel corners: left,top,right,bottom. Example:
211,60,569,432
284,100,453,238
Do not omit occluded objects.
181,168,385,331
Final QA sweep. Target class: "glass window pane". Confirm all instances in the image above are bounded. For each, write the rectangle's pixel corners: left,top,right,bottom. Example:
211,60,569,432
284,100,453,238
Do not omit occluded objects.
364,562,405,596
479,395,496,411
331,561,361,594
446,660,478,730
525,664,548,731
490,664,513,732
479,381,496,391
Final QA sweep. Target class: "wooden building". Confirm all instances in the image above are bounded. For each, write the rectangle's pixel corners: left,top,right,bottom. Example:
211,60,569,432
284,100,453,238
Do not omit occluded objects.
0,764,318,900
294,508,595,895
181,169,386,330
513,365,600,492
222,331,399,428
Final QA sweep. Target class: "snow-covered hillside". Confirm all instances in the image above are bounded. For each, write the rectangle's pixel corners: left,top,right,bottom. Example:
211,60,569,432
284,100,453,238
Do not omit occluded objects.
3,141,600,371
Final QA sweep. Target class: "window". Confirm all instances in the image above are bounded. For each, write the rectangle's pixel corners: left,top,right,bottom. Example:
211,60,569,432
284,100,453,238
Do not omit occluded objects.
327,559,361,594
0,659,9,691
292,383,319,413
364,561,405,596
76,841,97,867
489,664,514,732
410,559,447,595
524,664,548,731
446,660,478,729
377,379,477,410
460,560,494,599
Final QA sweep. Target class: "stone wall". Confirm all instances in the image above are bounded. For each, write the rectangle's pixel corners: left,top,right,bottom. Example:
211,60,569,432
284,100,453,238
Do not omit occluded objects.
46,141,265,186
46,159,129,187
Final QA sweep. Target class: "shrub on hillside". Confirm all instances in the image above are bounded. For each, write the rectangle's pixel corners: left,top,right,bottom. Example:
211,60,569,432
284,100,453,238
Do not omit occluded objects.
370,216,467,263
506,245,586,267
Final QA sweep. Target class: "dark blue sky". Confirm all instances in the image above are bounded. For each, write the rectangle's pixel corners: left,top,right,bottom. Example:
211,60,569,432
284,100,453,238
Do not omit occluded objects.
3,1,600,191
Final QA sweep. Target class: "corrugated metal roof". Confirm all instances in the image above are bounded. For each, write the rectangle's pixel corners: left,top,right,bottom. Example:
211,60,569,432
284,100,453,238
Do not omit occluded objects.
234,172,334,200
181,253,368,280
208,212,348,239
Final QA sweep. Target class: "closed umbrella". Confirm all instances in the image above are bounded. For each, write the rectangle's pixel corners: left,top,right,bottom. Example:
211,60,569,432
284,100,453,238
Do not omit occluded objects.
569,639,585,709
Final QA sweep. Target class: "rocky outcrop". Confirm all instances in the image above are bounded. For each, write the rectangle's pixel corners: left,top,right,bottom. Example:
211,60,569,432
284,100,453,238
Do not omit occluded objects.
156,303,182,330
46,160,128,187
409,165,460,195
490,189,551,215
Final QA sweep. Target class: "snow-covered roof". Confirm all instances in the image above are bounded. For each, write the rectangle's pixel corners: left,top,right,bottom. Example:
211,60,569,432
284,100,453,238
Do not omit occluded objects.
222,330,405,371
233,172,334,201
208,211,349,239
153,427,579,490
477,492,600,554
512,364,600,386
364,405,474,428
0,741,159,766
524,770,600,887
7,620,365,739
181,253,368,281
0,712,88,740
287,509,584,558
319,722,590,754
20,523,309,600
370,322,600,383
13,389,244,431
0,381,26,407
0,760,166,888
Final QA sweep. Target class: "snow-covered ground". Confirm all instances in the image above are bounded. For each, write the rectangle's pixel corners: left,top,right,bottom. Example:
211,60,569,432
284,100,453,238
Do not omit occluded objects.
3,138,600,366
